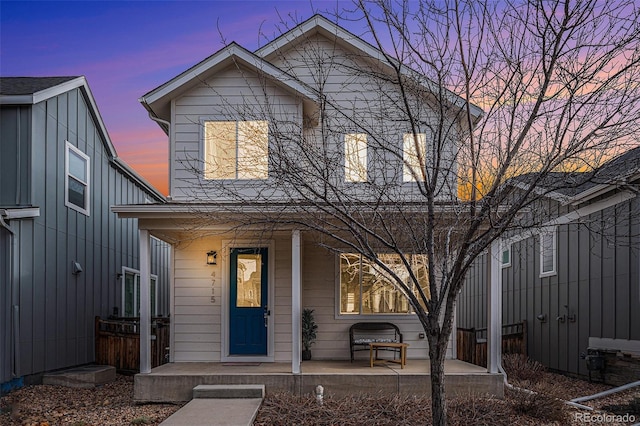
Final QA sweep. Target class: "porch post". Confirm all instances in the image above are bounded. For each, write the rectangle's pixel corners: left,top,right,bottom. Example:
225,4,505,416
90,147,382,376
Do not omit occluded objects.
139,229,151,374
487,239,502,374
291,230,301,374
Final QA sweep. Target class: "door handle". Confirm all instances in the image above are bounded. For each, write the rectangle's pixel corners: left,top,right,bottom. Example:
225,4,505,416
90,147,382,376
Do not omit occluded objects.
264,307,270,327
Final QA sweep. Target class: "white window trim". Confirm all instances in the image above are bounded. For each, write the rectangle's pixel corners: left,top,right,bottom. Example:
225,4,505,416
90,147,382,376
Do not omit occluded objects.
335,253,424,319
501,241,511,268
402,132,427,182
64,141,90,216
539,227,557,277
344,133,368,182
200,119,269,180
121,267,158,317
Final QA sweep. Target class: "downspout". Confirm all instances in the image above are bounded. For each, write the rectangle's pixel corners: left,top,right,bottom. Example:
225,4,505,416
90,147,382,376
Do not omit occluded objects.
146,112,171,199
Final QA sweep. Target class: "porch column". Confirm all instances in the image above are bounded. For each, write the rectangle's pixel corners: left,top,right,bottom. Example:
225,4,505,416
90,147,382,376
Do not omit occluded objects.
291,230,301,374
487,239,502,374
139,229,151,374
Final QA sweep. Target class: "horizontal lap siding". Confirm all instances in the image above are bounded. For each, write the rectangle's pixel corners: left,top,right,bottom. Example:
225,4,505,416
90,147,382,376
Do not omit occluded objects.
302,241,440,360
266,34,458,201
171,235,293,362
173,238,221,362
171,65,302,201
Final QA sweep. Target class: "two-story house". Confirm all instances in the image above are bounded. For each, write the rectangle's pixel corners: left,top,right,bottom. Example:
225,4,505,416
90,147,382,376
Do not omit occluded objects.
114,15,501,401
0,77,169,390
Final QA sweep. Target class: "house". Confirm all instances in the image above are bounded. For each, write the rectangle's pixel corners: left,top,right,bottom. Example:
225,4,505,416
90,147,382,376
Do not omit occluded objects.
0,76,170,390
113,15,503,400
457,147,640,385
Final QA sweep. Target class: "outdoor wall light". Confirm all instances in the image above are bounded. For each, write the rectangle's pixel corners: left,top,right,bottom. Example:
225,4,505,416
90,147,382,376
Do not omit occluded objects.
206,250,217,265
72,261,83,275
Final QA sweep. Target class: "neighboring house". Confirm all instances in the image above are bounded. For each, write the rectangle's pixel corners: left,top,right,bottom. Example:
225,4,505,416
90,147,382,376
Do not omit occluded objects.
0,77,169,389
458,147,640,385
113,15,484,374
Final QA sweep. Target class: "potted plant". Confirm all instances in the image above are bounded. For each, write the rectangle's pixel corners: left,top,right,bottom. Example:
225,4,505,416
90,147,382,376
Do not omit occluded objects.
302,308,318,361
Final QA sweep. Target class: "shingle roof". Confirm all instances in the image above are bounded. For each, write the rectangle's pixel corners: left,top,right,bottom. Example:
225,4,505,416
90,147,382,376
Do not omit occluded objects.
508,146,640,199
0,76,79,95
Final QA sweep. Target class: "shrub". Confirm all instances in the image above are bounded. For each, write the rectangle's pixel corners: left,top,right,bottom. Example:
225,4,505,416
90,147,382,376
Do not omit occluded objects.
502,354,546,383
512,390,568,423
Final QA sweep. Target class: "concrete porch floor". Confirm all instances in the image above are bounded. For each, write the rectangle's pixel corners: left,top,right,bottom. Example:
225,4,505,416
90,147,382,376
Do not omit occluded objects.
135,359,504,402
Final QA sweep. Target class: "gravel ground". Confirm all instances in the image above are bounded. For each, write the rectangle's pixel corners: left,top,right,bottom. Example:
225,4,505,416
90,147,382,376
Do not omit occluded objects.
1,368,638,425
0,375,183,426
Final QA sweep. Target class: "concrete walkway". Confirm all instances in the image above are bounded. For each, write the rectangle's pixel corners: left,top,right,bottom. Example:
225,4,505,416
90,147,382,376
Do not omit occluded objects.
159,398,262,426
159,384,264,426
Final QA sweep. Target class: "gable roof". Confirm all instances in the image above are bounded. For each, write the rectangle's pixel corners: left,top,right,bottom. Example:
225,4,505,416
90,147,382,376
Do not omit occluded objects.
141,14,482,132
0,76,83,104
0,76,165,201
139,42,318,128
508,146,640,205
255,14,484,121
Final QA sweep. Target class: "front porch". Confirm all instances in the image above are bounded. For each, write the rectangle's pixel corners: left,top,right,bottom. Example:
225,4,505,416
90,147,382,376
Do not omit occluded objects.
134,359,504,402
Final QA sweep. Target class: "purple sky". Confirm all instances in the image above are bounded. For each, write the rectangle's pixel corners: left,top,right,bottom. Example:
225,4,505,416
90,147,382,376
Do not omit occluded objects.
1,1,354,194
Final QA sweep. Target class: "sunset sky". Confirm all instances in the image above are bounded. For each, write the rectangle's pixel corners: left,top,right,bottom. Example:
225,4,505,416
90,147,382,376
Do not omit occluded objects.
1,1,354,195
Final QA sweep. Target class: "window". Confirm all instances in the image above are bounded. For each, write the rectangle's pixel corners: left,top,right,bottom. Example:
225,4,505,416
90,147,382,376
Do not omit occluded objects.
501,242,511,268
122,268,158,317
203,120,268,179
345,133,367,182
339,253,429,315
539,228,556,277
403,133,426,182
65,142,90,215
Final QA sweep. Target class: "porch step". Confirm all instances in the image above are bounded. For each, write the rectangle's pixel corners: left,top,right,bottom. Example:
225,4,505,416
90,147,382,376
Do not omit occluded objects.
193,384,265,399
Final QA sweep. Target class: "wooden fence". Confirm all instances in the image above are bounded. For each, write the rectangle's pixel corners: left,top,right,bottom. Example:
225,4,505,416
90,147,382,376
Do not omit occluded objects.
95,316,170,373
456,320,527,367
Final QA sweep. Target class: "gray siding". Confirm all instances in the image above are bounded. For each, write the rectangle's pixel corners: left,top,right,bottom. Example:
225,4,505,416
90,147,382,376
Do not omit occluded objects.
0,106,31,206
1,87,169,382
457,193,640,377
1,227,12,383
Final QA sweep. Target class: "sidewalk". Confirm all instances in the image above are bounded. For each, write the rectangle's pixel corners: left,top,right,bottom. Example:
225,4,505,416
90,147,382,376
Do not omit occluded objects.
160,398,262,426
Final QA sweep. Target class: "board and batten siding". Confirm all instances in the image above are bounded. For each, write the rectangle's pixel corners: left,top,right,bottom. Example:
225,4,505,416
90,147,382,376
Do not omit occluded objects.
0,87,169,382
457,196,640,377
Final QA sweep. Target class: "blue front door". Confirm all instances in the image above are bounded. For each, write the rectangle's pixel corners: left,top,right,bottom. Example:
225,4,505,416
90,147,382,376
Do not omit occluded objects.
229,248,268,355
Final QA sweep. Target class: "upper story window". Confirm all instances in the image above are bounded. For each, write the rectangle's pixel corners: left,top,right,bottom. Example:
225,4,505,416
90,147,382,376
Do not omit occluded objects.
403,133,427,182
65,141,90,216
204,120,268,180
339,253,429,315
539,228,557,277
344,133,367,182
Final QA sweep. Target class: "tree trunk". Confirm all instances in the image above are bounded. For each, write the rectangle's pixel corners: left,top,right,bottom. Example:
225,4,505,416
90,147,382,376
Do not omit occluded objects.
428,335,448,426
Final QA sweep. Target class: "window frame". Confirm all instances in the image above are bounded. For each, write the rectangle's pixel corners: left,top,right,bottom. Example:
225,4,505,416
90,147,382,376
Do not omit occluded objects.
402,132,427,182
202,119,269,180
344,133,368,183
501,241,511,268
336,252,429,318
539,227,557,277
121,267,158,317
65,141,90,216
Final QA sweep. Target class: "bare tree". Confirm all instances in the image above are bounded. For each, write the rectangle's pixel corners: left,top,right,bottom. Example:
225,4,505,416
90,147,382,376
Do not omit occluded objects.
177,1,640,424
